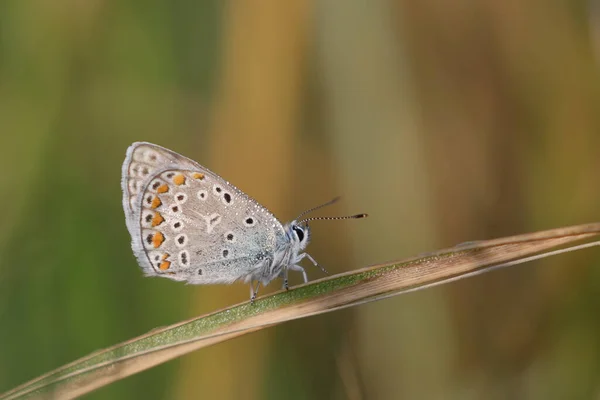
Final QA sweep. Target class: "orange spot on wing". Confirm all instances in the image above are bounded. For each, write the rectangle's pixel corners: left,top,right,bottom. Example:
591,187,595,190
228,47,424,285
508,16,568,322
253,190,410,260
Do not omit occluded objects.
193,173,205,180
157,184,169,193
161,253,169,260
151,213,165,227
172,174,186,186
152,232,165,248
159,260,171,270
150,197,162,209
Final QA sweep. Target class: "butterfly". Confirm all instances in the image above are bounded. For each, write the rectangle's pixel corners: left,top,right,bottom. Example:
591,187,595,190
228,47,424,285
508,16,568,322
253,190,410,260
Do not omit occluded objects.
121,142,366,302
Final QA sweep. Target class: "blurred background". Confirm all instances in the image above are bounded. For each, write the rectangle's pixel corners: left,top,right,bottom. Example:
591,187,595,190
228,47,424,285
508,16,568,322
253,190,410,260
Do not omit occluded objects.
1,1,600,399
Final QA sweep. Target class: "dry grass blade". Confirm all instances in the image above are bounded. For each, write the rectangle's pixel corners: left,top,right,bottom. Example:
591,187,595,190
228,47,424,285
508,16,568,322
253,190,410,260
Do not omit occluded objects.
3,223,600,399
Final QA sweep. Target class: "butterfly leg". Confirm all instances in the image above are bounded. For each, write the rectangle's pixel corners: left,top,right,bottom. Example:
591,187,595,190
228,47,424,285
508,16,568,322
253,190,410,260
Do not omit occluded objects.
282,267,289,291
288,264,308,283
249,281,260,304
299,252,329,275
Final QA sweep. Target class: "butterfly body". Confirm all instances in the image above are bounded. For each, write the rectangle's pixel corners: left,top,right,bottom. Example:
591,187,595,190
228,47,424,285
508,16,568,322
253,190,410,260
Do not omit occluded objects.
121,142,313,298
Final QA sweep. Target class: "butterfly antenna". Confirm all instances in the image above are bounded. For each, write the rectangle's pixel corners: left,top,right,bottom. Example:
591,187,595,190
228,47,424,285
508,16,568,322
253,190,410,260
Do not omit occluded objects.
296,196,342,220
296,196,367,224
299,213,368,224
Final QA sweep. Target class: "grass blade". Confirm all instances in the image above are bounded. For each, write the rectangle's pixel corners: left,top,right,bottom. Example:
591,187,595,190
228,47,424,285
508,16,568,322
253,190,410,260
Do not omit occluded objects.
3,222,600,399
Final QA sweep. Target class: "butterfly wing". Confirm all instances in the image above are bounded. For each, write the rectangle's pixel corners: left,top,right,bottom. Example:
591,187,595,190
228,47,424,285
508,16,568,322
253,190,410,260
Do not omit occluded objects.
122,142,200,220
121,142,286,284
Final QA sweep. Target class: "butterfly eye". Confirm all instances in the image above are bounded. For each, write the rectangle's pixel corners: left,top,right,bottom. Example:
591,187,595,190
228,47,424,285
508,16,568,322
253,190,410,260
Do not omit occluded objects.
292,226,305,242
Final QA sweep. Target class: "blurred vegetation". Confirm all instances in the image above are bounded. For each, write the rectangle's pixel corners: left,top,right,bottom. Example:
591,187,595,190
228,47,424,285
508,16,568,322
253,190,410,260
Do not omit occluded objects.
1,1,599,399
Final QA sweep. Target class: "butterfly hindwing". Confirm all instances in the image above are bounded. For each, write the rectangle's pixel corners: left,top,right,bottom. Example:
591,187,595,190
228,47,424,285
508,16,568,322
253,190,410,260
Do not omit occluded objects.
121,142,201,217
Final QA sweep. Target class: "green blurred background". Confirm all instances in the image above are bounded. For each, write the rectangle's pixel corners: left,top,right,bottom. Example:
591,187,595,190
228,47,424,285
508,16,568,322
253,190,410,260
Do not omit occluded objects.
1,1,600,399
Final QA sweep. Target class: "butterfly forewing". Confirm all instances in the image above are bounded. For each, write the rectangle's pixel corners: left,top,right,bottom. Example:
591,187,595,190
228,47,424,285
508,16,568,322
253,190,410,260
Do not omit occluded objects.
121,142,286,284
